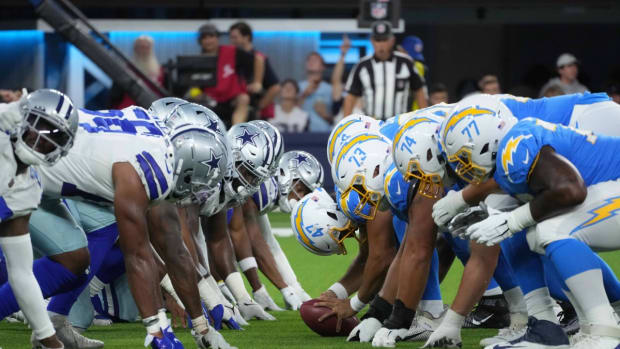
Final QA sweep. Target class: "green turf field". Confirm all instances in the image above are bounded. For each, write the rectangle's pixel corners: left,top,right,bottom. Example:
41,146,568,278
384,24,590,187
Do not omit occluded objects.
1,212,619,348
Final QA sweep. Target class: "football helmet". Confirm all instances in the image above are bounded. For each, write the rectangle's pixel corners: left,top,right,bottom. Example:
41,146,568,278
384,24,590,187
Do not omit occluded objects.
13,89,78,166
392,114,444,198
277,150,324,213
148,97,188,121
163,102,227,138
250,120,284,175
291,188,358,256
438,94,517,184
332,133,392,221
225,123,273,201
168,125,229,205
326,114,381,165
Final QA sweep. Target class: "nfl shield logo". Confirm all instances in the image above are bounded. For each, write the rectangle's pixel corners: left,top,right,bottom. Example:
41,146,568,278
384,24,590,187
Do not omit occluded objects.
370,2,388,19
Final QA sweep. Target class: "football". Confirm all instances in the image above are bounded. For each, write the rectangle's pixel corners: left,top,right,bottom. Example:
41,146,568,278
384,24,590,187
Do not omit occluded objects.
299,299,360,337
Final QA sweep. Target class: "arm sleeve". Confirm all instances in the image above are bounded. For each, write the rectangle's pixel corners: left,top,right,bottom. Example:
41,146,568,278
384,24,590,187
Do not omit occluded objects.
408,61,424,91
345,63,363,97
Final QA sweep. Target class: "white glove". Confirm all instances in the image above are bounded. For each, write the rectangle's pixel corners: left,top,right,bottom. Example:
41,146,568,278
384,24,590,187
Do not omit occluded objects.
253,285,284,311
422,323,462,348
447,204,489,238
466,211,514,246
237,300,276,321
0,89,27,135
193,326,237,349
347,317,382,342
371,327,408,348
432,190,468,228
281,286,302,310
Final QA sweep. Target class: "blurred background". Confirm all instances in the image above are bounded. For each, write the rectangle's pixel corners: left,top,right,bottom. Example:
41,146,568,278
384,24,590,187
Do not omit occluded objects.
1,0,619,189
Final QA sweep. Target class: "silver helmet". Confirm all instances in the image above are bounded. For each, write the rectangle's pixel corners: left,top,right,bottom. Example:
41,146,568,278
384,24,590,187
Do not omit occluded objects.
168,125,229,205
249,120,284,174
13,89,78,166
164,102,226,138
277,150,324,213
225,123,273,201
148,97,188,121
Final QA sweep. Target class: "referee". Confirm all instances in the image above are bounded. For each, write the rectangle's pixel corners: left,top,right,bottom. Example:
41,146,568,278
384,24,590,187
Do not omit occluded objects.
343,21,427,120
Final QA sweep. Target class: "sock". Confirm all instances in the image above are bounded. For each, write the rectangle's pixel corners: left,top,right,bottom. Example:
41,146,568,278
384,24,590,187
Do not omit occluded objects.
160,274,185,309
563,290,588,326
501,231,547,295
224,272,251,303
483,286,503,297
206,276,233,307
524,287,558,323
0,255,84,319
419,300,445,318
198,277,221,310
546,239,618,327
504,287,527,326
257,214,299,287
540,255,570,302
421,249,442,301
47,223,118,316
158,308,169,329
0,235,55,339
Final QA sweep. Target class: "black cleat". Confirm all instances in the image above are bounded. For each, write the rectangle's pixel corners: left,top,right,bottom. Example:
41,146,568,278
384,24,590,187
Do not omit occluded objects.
557,301,580,336
463,295,510,329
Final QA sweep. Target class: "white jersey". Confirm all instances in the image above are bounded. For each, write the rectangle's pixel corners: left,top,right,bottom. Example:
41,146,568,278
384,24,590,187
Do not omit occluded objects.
0,133,43,221
38,106,174,206
251,176,279,215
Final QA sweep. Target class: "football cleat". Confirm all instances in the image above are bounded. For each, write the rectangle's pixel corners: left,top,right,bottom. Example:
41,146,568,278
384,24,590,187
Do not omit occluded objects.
556,301,579,336
463,295,510,329
480,323,527,347
49,315,104,349
484,317,569,349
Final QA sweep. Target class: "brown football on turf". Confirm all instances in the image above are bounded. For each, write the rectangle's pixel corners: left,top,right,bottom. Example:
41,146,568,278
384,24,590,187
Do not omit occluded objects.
299,299,360,337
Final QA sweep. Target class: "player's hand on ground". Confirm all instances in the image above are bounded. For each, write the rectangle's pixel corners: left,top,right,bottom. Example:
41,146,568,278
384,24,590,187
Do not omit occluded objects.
466,211,512,246
432,190,468,228
422,323,462,348
347,317,382,342
253,285,284,311
316,298,357,332
238,300,276,321
281,286,302,310
371,327,407,347
193,327,237,349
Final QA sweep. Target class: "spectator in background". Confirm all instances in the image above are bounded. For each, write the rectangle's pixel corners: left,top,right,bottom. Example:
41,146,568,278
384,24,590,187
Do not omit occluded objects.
270,79,308,133
0,88,25,103
399,35,428,110
194,22,258,127
429,83,449,105
607,82,620,105
542,85,565,98
110,35,166,109
539,53,588,97
229,22,280,120
299,52,333,132
479,74,501,94
344,21,427,120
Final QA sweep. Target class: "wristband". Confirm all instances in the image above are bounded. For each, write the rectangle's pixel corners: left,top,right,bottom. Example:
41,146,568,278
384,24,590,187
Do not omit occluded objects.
507,203,536,232
327,282,349,299
362,296,393,322
349,294,367,312
383,299,416,329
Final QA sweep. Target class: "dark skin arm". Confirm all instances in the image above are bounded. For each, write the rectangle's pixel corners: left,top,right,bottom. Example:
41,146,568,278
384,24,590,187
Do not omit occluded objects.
320,227,369,299
462,178,503,206
243,200,288,290
147,201,204,323
228,206,263,292
396,193,438,309
112,162,163,336
527,146,587,221
203,210,238,279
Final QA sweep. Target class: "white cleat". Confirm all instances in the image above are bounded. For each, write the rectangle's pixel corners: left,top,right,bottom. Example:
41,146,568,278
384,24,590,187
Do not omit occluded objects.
480,323,527,347
237,300,276,321
253,285,283,311
193,326,237,349
49,315,104,349
571,324,620,349
292,283,311,302
405,311,443,342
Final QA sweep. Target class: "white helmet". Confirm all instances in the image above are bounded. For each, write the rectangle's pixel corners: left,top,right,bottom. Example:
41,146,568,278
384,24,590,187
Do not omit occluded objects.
225,123,273,201
332,133,392,220
14,89,79,166
277,150,324,213
392,107,449,198
326,114,381,166
439,95,517,184
291,188,357,256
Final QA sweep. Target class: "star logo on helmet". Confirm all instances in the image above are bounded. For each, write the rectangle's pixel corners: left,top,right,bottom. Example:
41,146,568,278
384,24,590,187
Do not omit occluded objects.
201,150,221,172
237,128,257,146
206,119,222,135
294,154,308,164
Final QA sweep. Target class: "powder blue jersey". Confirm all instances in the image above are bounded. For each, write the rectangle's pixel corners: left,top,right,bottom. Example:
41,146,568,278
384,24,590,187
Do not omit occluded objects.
499,92,610,126
494,117,620,196
383,164,412,222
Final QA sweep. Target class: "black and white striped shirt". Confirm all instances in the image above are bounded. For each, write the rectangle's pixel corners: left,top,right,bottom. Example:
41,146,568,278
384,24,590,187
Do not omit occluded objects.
345,51,424,120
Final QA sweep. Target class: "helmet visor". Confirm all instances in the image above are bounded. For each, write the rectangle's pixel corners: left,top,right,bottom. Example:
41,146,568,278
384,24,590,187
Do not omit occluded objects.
447,148,489,185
